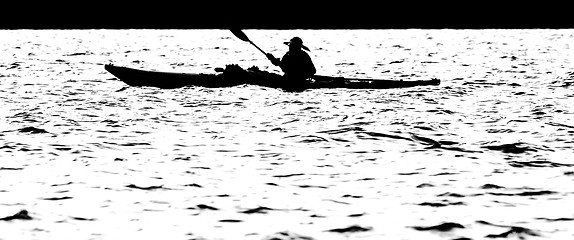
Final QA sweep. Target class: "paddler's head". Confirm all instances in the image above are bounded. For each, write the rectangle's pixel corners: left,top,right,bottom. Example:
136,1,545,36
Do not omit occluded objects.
284,37,310,52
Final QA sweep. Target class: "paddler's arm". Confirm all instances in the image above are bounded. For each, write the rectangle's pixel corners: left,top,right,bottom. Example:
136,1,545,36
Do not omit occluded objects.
266,53,281,66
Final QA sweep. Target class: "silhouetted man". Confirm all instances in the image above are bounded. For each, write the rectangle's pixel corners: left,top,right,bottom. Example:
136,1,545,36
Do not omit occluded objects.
267,37,316,83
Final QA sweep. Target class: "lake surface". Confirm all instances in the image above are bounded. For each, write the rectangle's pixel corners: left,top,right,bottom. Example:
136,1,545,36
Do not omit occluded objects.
1,29,573,239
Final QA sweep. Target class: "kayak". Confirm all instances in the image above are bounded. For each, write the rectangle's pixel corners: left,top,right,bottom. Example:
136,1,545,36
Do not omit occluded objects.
104,64,440,90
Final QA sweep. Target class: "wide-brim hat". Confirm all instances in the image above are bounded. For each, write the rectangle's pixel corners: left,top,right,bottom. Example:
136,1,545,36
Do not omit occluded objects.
284,37,310,51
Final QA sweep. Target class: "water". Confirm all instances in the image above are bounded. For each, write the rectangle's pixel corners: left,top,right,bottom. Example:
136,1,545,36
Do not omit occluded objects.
1,29,574,239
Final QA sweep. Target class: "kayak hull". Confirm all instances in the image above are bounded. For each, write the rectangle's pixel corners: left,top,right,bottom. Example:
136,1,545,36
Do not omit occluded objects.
104,64,440,90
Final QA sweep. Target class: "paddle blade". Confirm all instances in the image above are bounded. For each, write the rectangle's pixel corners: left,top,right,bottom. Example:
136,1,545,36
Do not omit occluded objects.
230,28,250,42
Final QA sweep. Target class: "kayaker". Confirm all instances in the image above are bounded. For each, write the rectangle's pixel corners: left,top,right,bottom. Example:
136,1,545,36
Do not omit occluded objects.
266,37,316,82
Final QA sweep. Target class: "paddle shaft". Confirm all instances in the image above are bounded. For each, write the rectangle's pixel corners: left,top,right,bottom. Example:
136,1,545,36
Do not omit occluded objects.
248,40,268,56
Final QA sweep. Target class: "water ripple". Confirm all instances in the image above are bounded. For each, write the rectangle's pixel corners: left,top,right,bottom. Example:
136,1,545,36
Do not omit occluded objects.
1,29,574,240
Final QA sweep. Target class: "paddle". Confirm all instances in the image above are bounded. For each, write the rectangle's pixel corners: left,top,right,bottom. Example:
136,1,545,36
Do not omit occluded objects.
230,28,268,57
